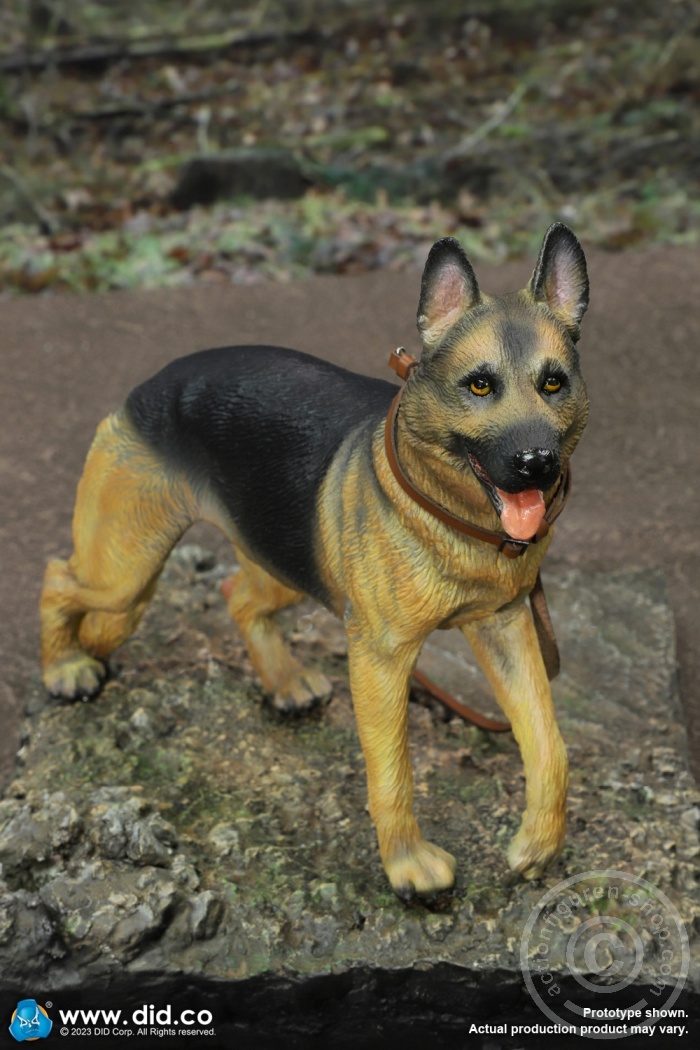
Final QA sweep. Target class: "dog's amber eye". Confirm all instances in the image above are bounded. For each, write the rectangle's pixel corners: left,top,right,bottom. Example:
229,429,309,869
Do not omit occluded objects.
542,377,562,394
470,378,492,396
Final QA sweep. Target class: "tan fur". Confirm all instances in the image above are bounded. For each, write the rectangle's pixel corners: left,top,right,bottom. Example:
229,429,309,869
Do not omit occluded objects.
315,404,562,893
221,553,331,712
309,278,586,895
40,227,588,898
40,411,332,714
40,413,198,698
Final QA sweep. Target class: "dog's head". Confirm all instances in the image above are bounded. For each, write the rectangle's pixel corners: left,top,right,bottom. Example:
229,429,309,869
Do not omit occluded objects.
405,223,590,541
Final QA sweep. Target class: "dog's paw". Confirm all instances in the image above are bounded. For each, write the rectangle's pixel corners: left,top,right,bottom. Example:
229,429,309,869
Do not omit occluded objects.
272,668,333,714
507,814,565,879
385,840,457,900
43,653,107,702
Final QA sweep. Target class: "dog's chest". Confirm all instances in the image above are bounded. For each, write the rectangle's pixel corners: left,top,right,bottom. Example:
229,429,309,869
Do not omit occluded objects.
426,545,541,629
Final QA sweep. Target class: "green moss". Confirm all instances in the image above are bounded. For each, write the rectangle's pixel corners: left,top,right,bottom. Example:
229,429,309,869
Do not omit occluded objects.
460,880,508,912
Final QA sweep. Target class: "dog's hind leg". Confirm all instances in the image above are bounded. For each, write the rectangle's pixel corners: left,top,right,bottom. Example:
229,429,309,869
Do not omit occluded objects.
40,413,197,700
221,550,332,713
461,602,568,879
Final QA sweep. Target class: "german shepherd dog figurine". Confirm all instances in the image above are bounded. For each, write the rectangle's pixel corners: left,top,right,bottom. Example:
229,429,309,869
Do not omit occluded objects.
40,222,589,899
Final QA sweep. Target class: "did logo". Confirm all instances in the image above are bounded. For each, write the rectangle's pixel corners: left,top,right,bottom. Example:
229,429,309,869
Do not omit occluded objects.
8,999,53,1043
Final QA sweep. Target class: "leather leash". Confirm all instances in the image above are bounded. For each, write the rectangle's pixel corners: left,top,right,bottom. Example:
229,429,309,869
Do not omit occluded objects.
385,347,569,732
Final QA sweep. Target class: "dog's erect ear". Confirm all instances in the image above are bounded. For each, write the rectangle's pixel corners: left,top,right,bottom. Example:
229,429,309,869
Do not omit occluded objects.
530,223,589,339
417,238,482,351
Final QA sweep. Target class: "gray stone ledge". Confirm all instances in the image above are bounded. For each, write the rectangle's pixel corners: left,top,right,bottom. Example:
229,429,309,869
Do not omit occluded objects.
1,549,698,1037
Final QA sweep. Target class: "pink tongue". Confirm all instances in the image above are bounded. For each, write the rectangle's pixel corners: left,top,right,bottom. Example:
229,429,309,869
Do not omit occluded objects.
496,487,546,541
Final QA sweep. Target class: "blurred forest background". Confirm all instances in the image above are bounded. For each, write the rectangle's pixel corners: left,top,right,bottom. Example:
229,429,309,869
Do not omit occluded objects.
0,0,698,295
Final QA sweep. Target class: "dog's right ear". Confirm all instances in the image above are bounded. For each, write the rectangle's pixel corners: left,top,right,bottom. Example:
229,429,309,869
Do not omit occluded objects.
417,238,482,352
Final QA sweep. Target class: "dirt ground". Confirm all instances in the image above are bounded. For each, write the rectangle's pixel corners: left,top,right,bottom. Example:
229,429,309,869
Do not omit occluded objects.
2,241,699,785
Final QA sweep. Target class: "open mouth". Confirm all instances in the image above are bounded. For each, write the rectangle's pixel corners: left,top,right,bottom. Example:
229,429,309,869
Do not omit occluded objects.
467,453,546,542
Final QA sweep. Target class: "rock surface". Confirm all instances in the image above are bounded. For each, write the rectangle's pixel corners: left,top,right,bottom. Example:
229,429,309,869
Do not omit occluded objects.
1,546,698,1041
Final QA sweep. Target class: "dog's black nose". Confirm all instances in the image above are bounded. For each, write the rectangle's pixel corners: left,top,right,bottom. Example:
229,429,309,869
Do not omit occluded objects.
513,448,558,486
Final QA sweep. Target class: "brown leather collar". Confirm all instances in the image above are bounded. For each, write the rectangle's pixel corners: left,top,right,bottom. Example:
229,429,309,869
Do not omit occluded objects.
382,347,567,732
384,347,571,559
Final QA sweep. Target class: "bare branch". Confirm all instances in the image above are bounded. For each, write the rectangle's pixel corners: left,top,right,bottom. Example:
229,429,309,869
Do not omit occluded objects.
0,162,57,234
0,24,320,74
444,82,529,162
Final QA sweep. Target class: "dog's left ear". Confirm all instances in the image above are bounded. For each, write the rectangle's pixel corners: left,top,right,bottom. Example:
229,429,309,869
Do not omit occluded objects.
417,238,482,352
530,223,589,340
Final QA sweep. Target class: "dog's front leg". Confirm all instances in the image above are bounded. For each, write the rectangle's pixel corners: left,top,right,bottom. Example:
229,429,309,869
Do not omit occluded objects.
461,602,568,879
346,621,456,898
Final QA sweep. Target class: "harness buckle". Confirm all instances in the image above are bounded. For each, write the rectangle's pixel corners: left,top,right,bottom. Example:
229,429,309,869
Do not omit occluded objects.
498,538,530,557
388,347,419,382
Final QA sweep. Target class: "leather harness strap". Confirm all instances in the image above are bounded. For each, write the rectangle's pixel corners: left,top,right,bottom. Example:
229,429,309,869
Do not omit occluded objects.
385,347,568,732
529,571,561,680
412,669,513,733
